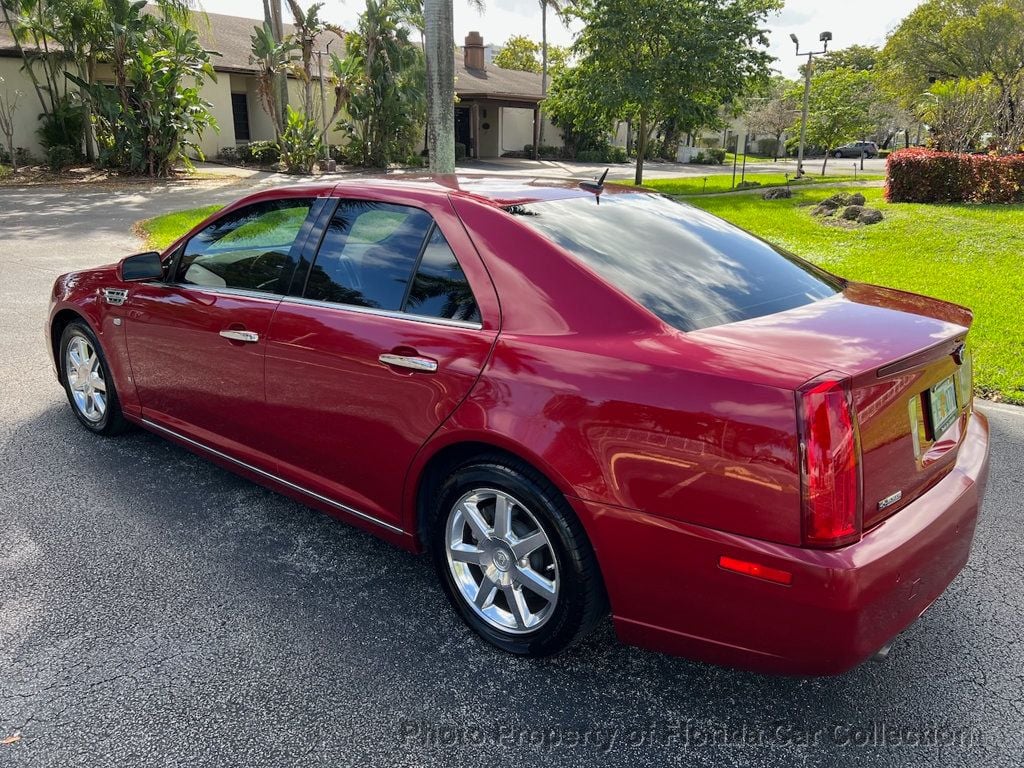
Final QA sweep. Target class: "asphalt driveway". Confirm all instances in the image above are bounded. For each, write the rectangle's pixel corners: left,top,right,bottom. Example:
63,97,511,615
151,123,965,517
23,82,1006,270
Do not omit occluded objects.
1,181,1021,767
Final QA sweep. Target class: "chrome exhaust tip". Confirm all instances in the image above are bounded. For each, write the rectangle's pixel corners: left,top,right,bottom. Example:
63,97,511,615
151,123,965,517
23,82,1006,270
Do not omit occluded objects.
872,642,893,662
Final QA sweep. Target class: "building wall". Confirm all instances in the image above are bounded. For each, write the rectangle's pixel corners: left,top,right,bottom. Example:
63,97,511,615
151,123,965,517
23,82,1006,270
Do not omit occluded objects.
0,56,46,160
499,106,561,155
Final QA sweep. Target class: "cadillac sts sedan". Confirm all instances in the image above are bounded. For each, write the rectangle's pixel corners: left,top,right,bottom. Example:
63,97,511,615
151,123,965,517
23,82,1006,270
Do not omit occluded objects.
47,177,989,675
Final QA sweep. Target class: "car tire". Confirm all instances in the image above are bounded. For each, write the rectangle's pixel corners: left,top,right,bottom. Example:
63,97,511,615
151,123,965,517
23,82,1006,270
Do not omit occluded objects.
834,151,843,158
427,455,607,657
59,320,129,436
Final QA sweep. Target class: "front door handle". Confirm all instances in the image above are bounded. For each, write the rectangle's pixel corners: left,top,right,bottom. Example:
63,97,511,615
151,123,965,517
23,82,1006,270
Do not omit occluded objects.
219,329,260,343
378,353,438,372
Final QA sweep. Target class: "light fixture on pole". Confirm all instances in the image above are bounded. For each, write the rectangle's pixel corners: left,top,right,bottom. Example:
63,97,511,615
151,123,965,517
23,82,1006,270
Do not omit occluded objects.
792,31,832,178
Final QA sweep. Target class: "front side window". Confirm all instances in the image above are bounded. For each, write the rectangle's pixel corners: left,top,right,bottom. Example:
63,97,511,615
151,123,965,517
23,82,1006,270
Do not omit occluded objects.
508,193,841,331
177,198,313,293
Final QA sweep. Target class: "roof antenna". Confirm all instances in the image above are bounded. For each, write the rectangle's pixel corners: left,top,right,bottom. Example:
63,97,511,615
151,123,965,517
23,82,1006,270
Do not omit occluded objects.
579,168,610,197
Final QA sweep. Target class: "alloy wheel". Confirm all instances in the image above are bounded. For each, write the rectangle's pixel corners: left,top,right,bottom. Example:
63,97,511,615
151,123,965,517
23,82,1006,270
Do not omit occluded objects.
65,334,107,422
445,488,559,634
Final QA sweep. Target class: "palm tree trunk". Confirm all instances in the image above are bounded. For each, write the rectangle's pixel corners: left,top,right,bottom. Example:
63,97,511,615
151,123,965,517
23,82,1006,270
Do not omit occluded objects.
424,0,455,173
270,0,288,134
539,1,547,148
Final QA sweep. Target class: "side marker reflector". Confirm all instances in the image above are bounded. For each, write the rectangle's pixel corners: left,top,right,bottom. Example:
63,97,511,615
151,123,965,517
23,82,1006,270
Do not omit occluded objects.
719,556,793,585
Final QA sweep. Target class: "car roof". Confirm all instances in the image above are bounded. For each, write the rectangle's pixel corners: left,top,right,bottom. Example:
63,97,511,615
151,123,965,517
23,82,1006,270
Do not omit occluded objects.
327,175,645,207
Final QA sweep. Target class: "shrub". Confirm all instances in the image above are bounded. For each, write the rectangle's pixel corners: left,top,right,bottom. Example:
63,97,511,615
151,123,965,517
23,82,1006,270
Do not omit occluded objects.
244,141,280,165
455,142,467,160
14,147,33,166
37,98,84,151
0,163,11,179
573,144,627,163
690,148,726,165
46,145,78,172
217,146,240,163
756,137,779,157
0,144,8,164
280,106,321,174
886,148,1024,204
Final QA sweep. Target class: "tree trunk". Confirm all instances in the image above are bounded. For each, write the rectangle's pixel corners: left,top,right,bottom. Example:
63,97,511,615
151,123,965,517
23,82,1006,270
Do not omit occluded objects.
634,113,647,185
821,152,829,176
539,1,547,149
271,0,289,135
424,0,455,173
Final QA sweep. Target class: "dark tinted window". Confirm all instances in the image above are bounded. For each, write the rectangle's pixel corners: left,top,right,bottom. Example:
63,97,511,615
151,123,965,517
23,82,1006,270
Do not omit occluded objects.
178,199,313,293
405,227,480,323
305,201,432,309
508,193,841,331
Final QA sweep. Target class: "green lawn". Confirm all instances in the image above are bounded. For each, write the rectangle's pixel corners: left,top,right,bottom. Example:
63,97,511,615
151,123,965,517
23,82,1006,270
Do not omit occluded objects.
643,172,884,196
689,187,1024,404
136,204,221,249
137,186,1024,403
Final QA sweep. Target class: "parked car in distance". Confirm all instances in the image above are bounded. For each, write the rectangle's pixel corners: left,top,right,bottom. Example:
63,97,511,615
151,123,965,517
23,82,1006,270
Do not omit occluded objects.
833,141,880,158
47,177,989,675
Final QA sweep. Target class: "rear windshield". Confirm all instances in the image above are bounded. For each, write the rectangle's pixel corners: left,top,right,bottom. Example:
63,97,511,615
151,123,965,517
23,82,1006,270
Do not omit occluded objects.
507,193,841,331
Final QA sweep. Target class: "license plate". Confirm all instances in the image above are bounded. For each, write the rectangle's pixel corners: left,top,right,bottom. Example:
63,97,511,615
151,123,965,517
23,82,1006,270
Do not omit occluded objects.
929,376,959,437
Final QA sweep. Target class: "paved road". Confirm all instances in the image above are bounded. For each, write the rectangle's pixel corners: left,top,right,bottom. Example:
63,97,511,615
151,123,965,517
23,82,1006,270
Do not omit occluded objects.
1,182,1021,767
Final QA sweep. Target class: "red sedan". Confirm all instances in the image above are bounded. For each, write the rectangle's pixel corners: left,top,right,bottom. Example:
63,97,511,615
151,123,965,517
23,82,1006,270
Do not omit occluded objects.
46,177,989,675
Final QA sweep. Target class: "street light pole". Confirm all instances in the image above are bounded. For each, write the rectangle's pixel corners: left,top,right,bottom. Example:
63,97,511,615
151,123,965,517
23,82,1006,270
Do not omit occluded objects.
791,31,832,178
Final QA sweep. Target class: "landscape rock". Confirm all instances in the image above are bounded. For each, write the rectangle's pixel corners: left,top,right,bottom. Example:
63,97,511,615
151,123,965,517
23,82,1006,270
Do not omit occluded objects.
812,203,837,217
848,192,867,206
841,205,865,221
858,207,884,225
763,187,792,200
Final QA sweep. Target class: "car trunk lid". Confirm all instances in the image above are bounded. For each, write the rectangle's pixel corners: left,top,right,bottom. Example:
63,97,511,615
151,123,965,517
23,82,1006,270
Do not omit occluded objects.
691,282,974,531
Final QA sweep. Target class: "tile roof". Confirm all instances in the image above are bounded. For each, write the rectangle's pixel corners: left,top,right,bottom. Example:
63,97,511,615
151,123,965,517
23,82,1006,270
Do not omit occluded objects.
2,10,544,100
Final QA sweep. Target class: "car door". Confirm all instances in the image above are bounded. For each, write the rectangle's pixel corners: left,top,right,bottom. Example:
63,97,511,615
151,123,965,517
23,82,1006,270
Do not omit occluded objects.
264,197,499,529
125,195,322,467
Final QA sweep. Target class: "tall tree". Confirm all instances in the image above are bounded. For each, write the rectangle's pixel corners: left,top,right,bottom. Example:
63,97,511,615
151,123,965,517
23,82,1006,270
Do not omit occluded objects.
882,0,1024,152
423,0,455,172
746,78,799,159
536,0,566,152
552,0,779,184
786,67,874,174
0,76,20,170
494,35,541,72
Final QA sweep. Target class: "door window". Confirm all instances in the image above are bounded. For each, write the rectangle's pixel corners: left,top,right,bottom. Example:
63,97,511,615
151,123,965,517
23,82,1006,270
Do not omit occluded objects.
177,198,314,294
404,227,480,323
304,201,433,310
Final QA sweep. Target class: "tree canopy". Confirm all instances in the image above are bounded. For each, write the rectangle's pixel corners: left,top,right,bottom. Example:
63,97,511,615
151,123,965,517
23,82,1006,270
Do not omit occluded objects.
547,0,780,184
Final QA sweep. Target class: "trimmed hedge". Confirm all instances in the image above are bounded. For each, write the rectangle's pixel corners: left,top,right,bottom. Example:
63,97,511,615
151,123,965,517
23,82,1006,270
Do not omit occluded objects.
886,148,1024,204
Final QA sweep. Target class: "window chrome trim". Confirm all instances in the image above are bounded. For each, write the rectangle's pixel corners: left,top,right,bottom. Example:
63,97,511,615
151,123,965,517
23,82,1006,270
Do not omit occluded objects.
162,281,485,329
279,295,485,330
140,418,404,535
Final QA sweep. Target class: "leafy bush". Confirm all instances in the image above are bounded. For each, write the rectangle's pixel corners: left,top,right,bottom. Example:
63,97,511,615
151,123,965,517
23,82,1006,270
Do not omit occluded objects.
690,148,726,165
217,146,240,162
46,145,78,171
574,144,627,163
454,142,467,160
756,137,779,157
37,98,84,151
522,144,562,159
0,163,11,179
245,141,280,165
14,148,33,166
886,148,1024,204
280,106,322,174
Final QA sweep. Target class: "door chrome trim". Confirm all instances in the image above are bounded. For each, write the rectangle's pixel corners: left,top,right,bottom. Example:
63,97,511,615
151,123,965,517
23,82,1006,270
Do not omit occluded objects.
280,295,485,330
139,418,405,535
379,353,439,372
219,329,260,343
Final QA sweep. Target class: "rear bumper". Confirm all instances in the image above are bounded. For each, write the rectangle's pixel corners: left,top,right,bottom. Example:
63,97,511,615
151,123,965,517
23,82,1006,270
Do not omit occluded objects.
579,410,990,676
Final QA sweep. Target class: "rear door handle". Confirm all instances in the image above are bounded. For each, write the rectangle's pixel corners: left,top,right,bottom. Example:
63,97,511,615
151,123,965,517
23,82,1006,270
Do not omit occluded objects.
378,353,438,372
219,330,260,343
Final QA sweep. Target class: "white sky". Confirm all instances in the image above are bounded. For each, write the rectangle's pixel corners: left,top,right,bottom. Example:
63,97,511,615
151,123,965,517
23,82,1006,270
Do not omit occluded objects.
199,0,923,79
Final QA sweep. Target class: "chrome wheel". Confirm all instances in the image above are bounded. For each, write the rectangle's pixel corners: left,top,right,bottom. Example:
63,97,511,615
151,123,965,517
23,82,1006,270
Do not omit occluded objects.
445,488,559,634
65,334,107,422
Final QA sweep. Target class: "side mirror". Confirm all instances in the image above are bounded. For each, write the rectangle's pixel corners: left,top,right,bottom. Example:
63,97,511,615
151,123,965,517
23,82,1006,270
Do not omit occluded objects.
118,251,164,282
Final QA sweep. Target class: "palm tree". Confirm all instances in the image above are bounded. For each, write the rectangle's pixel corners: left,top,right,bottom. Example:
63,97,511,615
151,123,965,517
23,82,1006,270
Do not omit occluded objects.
423,0,483,173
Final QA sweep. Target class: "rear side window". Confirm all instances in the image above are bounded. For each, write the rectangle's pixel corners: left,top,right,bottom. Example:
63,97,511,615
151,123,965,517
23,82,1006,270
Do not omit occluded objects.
178,199,313,293
305,201,432,310
405,228,480,323
507,193,840,331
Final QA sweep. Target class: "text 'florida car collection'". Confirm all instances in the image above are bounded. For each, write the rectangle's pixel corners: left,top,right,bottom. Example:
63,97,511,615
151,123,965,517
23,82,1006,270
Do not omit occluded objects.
47,176,989,674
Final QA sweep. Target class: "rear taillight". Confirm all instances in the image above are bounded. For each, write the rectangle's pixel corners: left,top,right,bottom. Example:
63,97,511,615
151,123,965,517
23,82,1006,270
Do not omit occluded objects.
798,375,861,548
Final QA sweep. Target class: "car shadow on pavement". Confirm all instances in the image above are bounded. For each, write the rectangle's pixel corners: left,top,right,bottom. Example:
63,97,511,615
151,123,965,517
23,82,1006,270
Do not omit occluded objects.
2,403,1008,766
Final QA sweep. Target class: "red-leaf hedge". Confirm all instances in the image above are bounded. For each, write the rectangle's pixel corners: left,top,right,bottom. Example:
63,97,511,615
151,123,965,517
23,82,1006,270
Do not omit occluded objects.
885,148,1024,204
